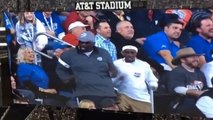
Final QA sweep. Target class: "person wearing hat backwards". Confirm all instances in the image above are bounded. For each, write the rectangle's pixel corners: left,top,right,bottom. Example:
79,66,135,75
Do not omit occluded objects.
56,31,118,109
112,45,158,113
166,47,208,117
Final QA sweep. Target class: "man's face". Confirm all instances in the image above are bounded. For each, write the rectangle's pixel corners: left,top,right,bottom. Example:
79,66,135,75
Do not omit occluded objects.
122,49,137,62
78,41,94,52
71,27,86,37
197,18,213,39
117,21,134,40
182,55,200,68
164,23,183,40
96,22,111,38
78,11,91,18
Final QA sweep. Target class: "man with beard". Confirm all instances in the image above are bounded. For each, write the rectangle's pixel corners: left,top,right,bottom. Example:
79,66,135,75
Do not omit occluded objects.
144,14,183,71
111,20,164,75
56,31,118,109
112,45,158,113
187,15,213,66
167,47,208,117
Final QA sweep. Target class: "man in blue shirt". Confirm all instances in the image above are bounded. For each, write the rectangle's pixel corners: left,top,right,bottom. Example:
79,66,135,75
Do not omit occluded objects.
94,20,117,61
144,14,184,71
187,15,213,66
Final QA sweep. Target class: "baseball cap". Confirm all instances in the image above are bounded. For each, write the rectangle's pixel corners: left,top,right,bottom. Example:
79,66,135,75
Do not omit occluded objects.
78,31,95,43
68,21,88,31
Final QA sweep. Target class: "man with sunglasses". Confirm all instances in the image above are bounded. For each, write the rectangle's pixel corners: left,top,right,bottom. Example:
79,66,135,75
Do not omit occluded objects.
56,31,118,109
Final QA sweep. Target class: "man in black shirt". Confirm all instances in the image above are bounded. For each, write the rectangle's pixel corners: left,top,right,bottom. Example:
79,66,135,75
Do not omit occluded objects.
56,31,118,109
167,47,207,117
111,20,164,75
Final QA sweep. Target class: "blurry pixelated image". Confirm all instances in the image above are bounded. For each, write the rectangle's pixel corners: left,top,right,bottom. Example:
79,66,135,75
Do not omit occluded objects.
0,0,213,120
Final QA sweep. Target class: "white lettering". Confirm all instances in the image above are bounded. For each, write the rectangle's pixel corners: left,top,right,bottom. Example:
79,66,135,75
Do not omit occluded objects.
94,1,132,10
75,2,82,10
125,1,132,9
75,2,94,10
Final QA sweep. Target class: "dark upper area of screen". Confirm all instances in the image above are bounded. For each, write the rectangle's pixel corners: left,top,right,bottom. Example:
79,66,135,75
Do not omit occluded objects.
0,0,212,12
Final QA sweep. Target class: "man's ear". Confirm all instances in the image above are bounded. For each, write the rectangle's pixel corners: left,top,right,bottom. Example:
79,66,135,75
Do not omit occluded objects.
196,28,201,33
164,25,168,31
116,28,121,33
96,28,100,34
180,58,185,64
121,51,124,56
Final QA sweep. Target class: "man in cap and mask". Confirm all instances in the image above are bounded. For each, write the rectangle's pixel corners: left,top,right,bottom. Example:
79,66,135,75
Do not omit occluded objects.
56,31,118,109
167,47,208,117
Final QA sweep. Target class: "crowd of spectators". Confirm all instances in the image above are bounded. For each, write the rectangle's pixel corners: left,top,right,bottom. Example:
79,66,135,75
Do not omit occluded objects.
3,8,213,119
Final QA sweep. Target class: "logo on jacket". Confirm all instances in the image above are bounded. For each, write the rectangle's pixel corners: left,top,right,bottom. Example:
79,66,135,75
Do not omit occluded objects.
134,72,141,77
97,57,103,61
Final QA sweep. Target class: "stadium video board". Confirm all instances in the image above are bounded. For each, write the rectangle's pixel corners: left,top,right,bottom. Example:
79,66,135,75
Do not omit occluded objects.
0,0,213,118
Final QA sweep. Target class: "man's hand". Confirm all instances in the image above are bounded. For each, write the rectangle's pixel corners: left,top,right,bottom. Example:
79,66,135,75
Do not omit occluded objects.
39,88,57,94
54,48,64,58
135,37,146,45
85,16,94,29
46,30,56,37
186,89,209,97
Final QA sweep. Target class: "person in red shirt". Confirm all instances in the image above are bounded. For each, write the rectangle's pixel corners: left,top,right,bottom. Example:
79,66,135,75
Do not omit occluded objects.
63,11,96,34
62,21,88,46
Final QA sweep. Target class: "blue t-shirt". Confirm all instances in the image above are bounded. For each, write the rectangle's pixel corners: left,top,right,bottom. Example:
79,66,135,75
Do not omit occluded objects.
17,63,49,89
187,35,213,62
144,31,179,64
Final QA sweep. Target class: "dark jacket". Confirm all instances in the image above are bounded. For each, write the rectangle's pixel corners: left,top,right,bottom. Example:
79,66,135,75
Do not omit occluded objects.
111,32,164,74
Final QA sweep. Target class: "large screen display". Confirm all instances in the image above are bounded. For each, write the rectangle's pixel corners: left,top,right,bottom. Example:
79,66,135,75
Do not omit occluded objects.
1,0,213,118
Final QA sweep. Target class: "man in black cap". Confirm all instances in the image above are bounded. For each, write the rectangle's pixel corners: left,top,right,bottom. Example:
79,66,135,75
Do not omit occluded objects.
166,47,208,117
56,31,118,109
